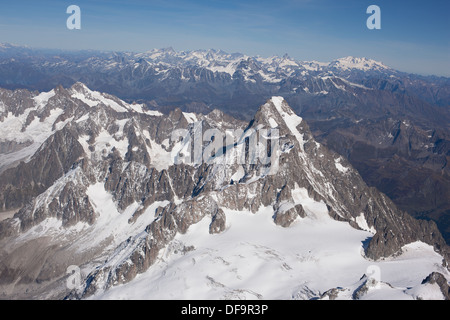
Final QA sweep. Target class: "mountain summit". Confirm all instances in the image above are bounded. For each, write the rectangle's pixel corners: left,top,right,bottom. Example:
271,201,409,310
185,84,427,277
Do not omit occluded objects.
328,56,391,72
0,84,448,300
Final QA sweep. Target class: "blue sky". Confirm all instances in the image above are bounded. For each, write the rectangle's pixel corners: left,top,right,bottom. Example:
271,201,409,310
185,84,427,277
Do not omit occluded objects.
0,0,449,76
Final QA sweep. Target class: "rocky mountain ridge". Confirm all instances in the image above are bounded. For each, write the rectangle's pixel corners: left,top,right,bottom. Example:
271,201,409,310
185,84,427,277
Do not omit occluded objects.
0,44,448,244
0,84,448,299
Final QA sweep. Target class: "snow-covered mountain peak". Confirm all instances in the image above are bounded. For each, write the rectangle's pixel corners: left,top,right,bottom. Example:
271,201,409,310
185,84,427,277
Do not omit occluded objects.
69,82,162,116
270,96,288,111
329,56,391,72
0,83,449,300
106,47,395,83
71,81,90,91
256,96,301,125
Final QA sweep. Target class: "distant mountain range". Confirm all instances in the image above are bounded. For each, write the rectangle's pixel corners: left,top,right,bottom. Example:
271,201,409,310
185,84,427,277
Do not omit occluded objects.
0,43,449,244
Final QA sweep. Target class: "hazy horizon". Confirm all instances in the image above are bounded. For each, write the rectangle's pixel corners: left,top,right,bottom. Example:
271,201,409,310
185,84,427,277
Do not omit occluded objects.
0,0,449,76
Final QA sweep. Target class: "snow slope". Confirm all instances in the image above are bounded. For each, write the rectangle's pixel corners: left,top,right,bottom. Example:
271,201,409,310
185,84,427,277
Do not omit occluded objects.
1,87,448,300
92,205,447,300
0,83,163,172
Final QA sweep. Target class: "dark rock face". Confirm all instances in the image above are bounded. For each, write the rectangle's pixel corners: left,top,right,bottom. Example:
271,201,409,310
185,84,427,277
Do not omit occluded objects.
421,272,450,300
1,46,449,245
320,271,450,300
77,196,222,296
0,127,85,212
209,208,226,234
365,209,449,264
273,204,305,228
0,84,448,299
71,97,449,298
352,277,378,300
320,287,347,300
312,116,450,245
